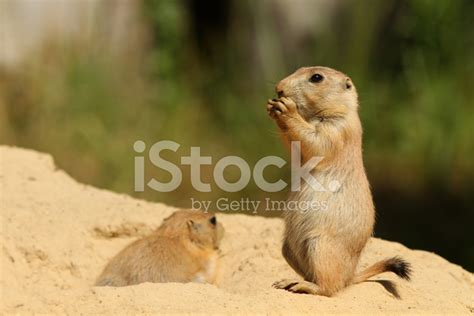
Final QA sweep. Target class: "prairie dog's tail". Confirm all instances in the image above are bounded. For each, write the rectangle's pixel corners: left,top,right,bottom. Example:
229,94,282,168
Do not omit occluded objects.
352,256,412,284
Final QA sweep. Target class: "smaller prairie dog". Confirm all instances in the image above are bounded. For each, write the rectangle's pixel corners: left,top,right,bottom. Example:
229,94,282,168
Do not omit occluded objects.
95,210,224,287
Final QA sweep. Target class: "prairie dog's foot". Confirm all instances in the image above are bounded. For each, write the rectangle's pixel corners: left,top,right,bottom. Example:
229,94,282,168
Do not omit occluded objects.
273,279,320,295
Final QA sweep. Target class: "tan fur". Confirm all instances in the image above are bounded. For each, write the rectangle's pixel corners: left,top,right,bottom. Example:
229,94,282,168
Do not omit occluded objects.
267,66,410,296
352,260,389,284
95,210,224,287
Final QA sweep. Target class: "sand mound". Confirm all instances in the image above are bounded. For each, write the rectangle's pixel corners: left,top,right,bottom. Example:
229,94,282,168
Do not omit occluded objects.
1,146,473,314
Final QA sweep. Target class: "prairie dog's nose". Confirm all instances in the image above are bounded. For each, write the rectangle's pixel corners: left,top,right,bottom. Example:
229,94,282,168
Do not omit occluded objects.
275,81,285,97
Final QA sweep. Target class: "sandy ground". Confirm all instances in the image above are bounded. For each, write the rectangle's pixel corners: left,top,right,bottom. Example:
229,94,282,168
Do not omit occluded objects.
1,145,473,314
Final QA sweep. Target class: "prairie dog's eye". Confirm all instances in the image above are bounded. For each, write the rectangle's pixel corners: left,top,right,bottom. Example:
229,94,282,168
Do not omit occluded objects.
309,73,324,83
209,216,217,225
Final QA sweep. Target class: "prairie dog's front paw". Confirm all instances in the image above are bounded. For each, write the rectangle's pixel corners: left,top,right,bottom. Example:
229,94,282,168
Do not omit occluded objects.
266,97,297,118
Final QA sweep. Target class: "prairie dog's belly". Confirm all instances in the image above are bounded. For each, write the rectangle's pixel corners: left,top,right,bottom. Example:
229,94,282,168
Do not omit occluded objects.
284,170,374,241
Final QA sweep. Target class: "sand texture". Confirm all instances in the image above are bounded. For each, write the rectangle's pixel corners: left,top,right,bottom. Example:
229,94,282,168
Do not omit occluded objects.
1,146,473,314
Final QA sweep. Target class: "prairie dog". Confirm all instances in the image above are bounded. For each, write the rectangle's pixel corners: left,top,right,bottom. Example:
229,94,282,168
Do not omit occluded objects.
266,66,411,296
95,210,224,287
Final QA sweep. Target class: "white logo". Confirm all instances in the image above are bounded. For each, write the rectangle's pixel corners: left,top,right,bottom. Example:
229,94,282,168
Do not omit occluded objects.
133,140,340,193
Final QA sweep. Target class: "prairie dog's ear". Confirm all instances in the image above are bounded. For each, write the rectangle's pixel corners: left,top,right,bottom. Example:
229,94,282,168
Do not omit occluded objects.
187,219,202,233
345,78,352,90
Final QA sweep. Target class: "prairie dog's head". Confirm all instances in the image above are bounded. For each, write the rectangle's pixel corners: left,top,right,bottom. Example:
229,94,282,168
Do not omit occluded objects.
275,66,358,122
159,210,224,250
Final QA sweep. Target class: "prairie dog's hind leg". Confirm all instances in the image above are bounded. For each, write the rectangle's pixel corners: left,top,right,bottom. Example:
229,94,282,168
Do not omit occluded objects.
281,241,306,277
310,240,359,296
274,241,321,295
275,239,358,296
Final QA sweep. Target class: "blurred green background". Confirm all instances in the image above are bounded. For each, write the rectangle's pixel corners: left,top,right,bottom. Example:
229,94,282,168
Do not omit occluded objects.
1,0,473,270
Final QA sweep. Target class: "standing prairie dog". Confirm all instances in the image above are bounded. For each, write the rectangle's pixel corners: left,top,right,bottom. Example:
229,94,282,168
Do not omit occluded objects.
95,210,224,287
266,66,411,296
